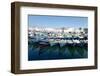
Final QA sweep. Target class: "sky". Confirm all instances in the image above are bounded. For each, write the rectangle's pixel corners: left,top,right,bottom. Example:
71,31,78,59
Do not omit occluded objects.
28,15,88,28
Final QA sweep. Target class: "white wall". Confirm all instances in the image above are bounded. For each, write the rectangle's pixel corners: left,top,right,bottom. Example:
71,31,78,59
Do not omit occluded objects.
0,0,100,76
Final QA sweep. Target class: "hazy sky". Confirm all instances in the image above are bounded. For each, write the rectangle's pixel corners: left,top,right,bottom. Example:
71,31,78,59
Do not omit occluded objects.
28,15,88,28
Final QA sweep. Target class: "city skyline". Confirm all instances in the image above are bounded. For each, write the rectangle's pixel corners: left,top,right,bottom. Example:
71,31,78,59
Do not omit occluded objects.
28,15,88,28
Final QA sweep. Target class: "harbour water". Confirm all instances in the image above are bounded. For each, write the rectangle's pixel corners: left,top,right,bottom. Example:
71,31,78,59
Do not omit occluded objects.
28,40,88,61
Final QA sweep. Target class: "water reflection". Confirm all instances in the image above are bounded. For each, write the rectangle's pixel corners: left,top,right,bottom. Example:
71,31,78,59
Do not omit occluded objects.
28,42,88,61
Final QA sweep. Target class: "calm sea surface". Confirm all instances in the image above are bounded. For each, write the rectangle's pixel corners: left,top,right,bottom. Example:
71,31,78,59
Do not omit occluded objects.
28,42,88,61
